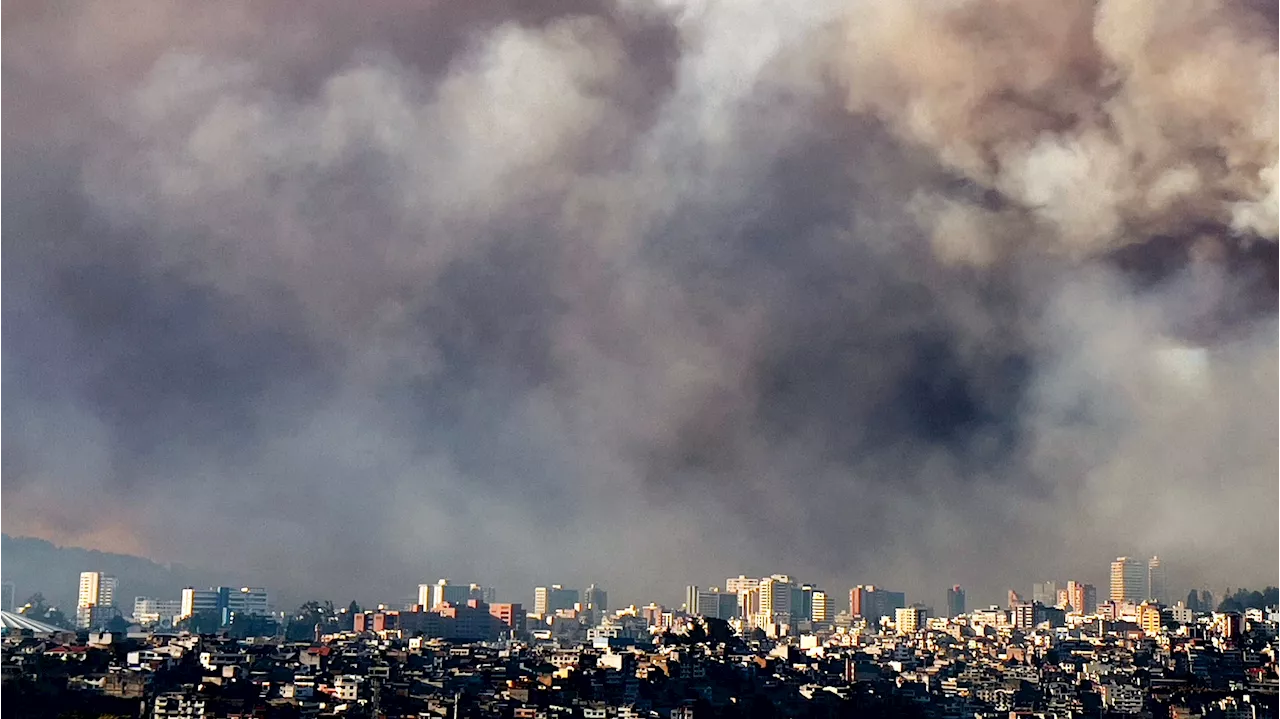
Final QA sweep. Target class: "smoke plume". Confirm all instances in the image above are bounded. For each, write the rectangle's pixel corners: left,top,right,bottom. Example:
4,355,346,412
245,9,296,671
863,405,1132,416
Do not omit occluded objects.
3,0,1275,609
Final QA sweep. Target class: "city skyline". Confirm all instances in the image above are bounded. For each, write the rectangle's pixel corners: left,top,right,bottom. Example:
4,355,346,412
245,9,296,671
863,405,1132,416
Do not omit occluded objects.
10,545,1252,626
3,1,1274,715
9,566,1276,719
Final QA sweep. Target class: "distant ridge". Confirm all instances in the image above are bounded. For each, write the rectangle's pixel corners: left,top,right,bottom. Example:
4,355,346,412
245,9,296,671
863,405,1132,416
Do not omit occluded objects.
0,534,228,611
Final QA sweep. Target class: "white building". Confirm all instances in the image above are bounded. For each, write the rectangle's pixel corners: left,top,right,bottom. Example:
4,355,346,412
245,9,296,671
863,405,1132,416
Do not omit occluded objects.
76,572,117,629
226,587,269,616
419,579,490,609
153,693,206,718
133,597,183,626
334,675,363,702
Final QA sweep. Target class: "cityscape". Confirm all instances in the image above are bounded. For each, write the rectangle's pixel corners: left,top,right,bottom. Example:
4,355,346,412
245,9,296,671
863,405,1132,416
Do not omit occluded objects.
3,0,1277,718
2,555,1278,717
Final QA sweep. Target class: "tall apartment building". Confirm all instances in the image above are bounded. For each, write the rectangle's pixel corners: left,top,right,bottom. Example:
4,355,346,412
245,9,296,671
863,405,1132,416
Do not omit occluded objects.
533,585,579,615
946,586,966,618
726,576,761,624
1032,581,1059,606
849,585,906,622
179,587,269,624
693,588,740,620
1136,601,1164,636
895,605,927,633
758,575,793,625
1147,557,1166,603
76,572,117,629
1,582,15,612
1110,557,1149,603
583,585,608,614
790,584,818,622
811,591,831,623
739,586,761,622
1012,602,1038,629
1066,581,1097,614
420,580,490,609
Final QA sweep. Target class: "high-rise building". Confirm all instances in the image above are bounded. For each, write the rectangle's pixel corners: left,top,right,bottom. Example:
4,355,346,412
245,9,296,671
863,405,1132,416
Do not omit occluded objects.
1012,602,1037,629
1110,557,1149,603
533,585,579,615
694,588,740,620
179,587,269,625
1066,581,1097,614
422,578,486,606
1,582,14,612
739,586,761,623
946,586,966,618
849,585,905,622
224,587,269,618
685,585,700,614
790,584,817,622
811,591,831,623
895,605,927,633
758,575,793,625
180,588,220,619
1147,557,1166,603
76,572,117,629
488,603,524,633
727,576,761,624
850,586,867,618
583,584,607,617
1032,581,1059,606
1136,601,1164,636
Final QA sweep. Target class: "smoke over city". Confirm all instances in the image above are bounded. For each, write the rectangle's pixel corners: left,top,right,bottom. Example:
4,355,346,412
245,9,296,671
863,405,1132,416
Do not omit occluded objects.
3,0,1276,608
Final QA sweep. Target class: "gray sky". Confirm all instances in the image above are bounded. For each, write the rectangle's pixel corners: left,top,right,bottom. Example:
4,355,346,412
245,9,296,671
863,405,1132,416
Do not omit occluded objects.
3,0,1276,611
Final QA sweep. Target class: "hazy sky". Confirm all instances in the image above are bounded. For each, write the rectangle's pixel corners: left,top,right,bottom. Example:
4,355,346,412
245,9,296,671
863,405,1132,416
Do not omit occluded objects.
3,0,1276,611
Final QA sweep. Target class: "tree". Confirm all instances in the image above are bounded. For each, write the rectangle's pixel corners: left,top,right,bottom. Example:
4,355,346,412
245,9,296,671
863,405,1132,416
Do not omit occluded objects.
176,610,222,635
43,607,71,629
18,592,49,615
339,600,362,631
18,593,72,629
287,600,340,641
106,616,130,634
1218,596,1244,613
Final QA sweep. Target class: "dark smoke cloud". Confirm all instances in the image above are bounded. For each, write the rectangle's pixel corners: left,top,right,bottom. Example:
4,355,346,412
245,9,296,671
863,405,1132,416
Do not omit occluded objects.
3,0,1275,610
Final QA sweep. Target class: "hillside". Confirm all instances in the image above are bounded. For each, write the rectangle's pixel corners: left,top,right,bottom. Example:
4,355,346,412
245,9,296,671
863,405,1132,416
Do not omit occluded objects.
0,534,227,611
